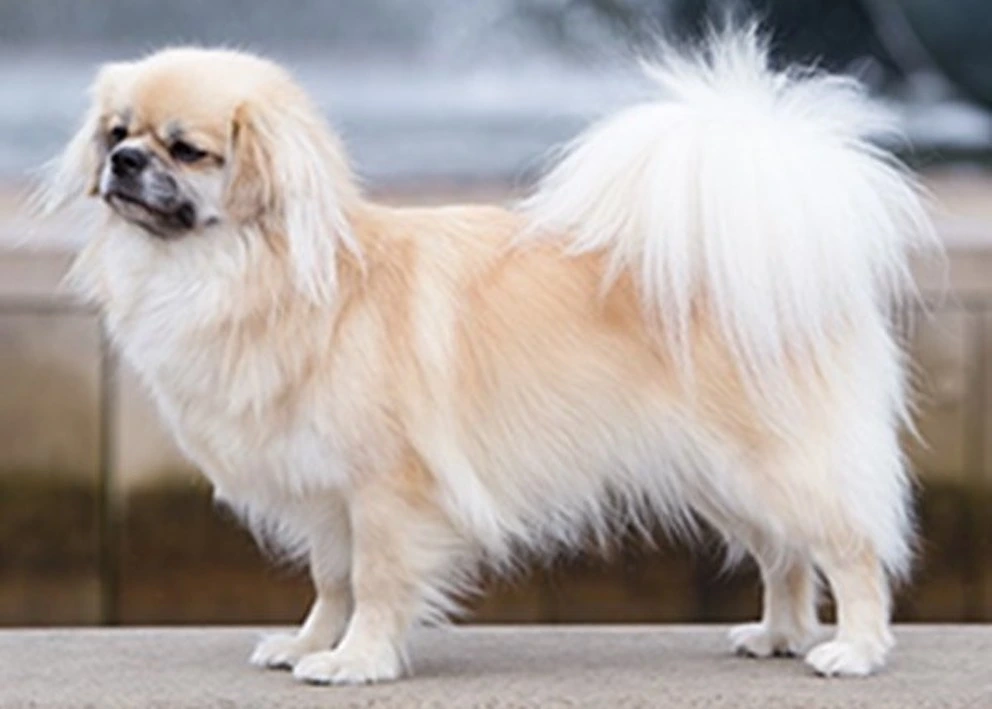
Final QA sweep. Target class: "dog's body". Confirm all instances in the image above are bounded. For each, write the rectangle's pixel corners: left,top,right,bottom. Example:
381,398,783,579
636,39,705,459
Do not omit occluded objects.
38,31,935,683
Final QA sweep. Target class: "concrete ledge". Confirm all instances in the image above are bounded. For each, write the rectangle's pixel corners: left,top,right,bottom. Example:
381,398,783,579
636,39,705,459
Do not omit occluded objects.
0,626,988,708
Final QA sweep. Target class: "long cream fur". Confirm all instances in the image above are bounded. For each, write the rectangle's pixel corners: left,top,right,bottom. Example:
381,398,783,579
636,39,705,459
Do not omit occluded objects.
35,30,936,683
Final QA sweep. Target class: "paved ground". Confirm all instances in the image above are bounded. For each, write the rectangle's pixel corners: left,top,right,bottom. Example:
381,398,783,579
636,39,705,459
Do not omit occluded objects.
0,626,989,708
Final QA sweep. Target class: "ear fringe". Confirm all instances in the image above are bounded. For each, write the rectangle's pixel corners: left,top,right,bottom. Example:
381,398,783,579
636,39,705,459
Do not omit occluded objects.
29,103,101,218
29,63,129,218
229,97,362,304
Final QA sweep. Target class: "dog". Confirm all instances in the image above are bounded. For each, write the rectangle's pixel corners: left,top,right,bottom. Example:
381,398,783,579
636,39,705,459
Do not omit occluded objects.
34,28,936,683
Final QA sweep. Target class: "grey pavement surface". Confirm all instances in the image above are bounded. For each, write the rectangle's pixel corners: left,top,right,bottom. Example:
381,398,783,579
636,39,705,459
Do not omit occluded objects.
0,625,990,708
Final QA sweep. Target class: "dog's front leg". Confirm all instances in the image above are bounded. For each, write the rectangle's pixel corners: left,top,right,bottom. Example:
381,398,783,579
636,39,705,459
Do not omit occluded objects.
251,497,353,670
293,461,459,685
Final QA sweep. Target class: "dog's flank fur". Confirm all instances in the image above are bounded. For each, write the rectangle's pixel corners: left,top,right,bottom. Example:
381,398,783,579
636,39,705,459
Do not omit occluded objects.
35,28,937,683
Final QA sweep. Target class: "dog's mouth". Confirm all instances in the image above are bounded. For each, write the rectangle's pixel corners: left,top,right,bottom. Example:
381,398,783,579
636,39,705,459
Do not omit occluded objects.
104,188,197,237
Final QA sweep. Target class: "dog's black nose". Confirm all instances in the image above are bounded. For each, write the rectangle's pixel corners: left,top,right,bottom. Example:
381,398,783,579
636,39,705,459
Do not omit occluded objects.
110,147,149,177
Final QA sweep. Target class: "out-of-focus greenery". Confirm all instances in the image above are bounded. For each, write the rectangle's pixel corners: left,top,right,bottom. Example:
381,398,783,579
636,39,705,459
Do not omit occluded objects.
519,0,992,106
899,0,992,108
517,0,900,80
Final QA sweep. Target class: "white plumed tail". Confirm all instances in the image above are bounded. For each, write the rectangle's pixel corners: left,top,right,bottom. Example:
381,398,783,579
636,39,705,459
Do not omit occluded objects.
521,28,936,420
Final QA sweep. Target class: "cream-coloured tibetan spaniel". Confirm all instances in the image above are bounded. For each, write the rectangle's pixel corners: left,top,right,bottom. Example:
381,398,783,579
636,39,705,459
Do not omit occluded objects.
36,29,935,683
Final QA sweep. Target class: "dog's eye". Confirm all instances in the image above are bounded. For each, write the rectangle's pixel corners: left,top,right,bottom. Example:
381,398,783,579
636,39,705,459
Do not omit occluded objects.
169,140,207,164
107,126,127,147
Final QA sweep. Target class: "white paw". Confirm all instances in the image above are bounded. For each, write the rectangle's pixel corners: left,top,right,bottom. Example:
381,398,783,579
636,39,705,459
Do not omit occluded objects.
250,633,325,670
729,622,816,658
292,645,403,685
805,639,885,677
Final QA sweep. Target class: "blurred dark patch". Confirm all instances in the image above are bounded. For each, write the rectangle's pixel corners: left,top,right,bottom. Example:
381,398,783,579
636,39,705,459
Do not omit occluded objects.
0,475,100,624
117,481,311,624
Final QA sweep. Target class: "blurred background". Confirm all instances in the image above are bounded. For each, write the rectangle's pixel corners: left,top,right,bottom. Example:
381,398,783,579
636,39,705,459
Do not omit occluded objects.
1,0,991,627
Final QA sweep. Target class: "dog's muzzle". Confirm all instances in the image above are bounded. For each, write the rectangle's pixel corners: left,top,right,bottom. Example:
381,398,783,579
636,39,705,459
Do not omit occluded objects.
103,147,197,235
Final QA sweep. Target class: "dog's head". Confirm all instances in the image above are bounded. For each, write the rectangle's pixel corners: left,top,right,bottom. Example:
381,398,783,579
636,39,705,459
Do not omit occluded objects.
37,47,360,302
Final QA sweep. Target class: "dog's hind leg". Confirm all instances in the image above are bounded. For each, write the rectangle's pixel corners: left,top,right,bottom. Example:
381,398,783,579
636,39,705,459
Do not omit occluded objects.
763,431,904,675
721,402,907,675
729,549,821,659
803,412,907,676
805,543,894,676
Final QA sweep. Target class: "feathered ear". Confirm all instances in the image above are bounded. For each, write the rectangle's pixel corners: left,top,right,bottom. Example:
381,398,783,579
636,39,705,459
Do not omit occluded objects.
31,62,128,216
226,96,361,303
